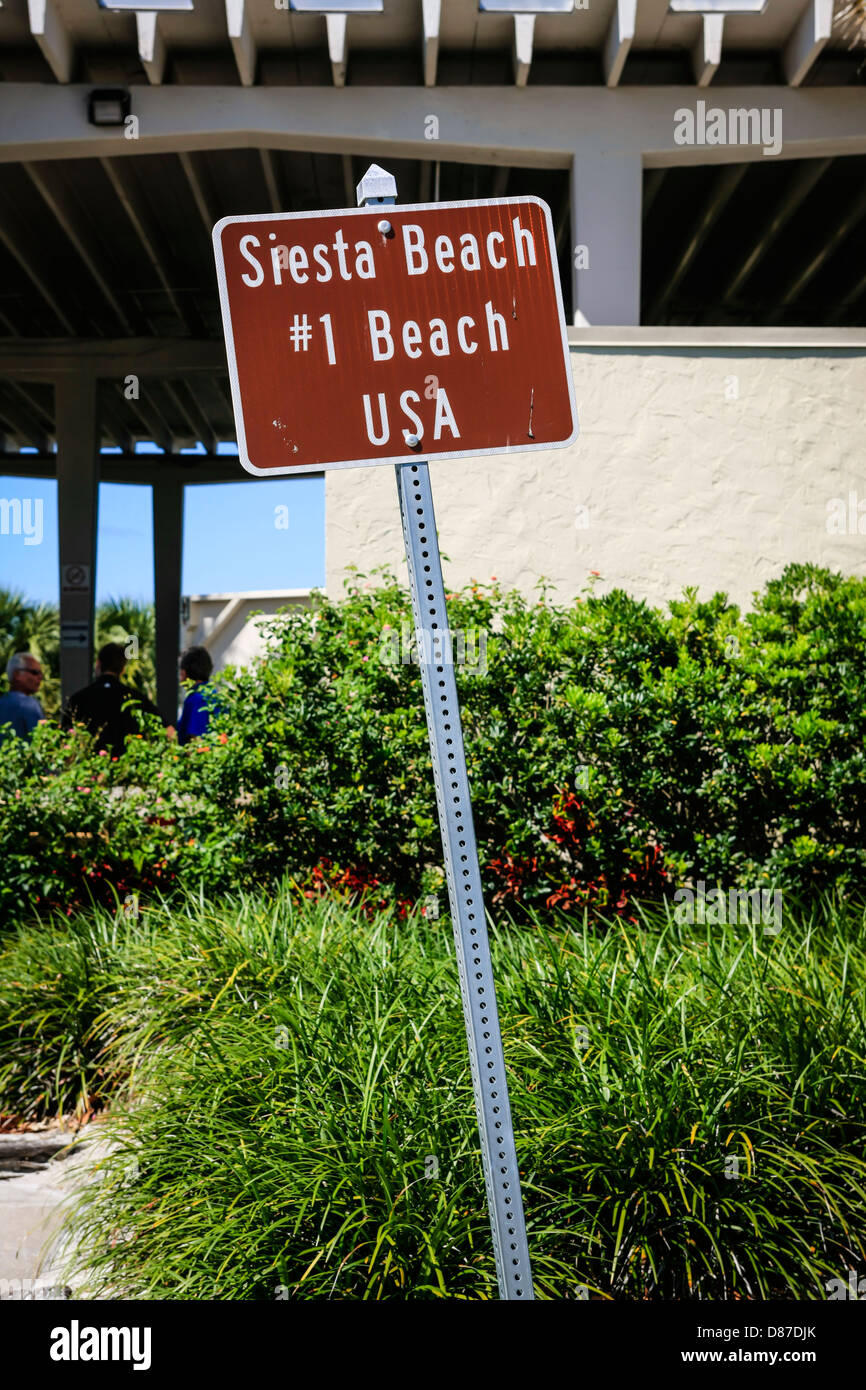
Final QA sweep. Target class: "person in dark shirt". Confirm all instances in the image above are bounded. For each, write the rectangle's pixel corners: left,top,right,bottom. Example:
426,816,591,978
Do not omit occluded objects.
177,646,219,745
63,642,164,756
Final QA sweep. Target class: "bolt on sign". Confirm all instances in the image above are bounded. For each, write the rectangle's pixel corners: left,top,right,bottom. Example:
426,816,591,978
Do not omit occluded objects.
213,197,577,474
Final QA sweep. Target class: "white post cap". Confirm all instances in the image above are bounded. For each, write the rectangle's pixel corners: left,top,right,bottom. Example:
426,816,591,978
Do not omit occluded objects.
356,163,398,206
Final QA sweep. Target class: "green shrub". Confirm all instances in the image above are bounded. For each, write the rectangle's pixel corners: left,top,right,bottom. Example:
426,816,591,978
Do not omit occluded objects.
0,905,126,1118
1,562,865,926
0,720,242,926
10,888,858,1300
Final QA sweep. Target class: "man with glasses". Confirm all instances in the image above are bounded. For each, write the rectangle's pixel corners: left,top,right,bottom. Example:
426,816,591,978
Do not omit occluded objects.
0,652,45,740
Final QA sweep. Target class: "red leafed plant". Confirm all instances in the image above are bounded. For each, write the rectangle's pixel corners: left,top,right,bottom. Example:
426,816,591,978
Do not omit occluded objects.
300,857,412,921
488,790,667,923
32,851,176,919
487,852,539,907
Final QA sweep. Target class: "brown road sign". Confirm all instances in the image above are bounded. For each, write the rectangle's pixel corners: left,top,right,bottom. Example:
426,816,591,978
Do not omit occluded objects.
213,197,578,476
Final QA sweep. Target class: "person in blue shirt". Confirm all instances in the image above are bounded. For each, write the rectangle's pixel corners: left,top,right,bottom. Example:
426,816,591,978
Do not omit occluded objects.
0,652,45,740
177,646,219,745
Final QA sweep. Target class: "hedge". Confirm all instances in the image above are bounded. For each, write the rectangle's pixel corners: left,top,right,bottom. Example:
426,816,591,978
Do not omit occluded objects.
1,561,864,927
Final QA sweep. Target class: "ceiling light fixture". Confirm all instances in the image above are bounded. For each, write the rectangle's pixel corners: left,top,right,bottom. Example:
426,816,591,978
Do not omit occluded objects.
98,1,194,11
87,87,131,126
668,1,768,12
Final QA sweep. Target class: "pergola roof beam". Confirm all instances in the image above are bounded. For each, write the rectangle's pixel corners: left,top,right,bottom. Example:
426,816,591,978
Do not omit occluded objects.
160,380,203,449
136,12,167,86
178,151,219,239
100,158,199,335
341,154,355,209
7,381,53,434
1,84,865,170
0,339,227,378
693,13,724,87
1,454,245,485
774,179,866,316
27,0,73,84
643,167,667,222
109,380,172,455
132,383,180,453
259,149,282,211
0,204,77,334
422,0,441,87
326,14,348,88
512,15,535,88
212,375,235,417
99,390,135,454
23,162,137,335
604,0,636,88
650,163,747,320
175,379,218,454
0,384,51,450
723,157,831,301
784,0,833,87
226,0,257,87
418,160,432,202
554,179,569,253
834,264,866,321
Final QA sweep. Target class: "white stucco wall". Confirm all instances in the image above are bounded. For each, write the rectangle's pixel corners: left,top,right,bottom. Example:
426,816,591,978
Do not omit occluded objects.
182,590,312,672
324,330,866,611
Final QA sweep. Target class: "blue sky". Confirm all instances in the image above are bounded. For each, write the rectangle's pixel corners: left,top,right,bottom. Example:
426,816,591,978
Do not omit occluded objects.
0,449,325,604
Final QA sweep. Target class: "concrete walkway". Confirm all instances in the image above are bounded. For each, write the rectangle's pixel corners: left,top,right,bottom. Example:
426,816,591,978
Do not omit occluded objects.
0,1126,96,1300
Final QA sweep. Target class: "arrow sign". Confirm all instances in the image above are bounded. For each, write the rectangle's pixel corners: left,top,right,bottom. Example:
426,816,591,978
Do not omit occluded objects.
60,621,89,649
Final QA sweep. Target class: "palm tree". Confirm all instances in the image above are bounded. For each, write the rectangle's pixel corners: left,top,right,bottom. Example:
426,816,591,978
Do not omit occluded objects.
838,1,866,49
96,597,157,702
0,591,158,715
0,588,61,713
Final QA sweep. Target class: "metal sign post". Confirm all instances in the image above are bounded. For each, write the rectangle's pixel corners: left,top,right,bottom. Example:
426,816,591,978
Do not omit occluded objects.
395,460,534,1301
359,169,533,1301
214,166,579,1300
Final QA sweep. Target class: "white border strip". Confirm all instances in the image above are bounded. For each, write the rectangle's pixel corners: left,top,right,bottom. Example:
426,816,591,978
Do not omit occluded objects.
567,326,866,349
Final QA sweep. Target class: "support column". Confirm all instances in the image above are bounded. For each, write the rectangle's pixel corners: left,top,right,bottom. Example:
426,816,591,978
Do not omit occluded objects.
56,373,98,705
570,150,643,326
152,477,184,725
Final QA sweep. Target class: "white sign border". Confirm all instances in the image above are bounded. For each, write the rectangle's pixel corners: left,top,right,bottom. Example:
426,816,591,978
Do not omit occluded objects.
212,195,579,478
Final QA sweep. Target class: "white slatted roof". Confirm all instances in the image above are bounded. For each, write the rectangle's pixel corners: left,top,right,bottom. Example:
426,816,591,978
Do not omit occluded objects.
1,0,864,88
